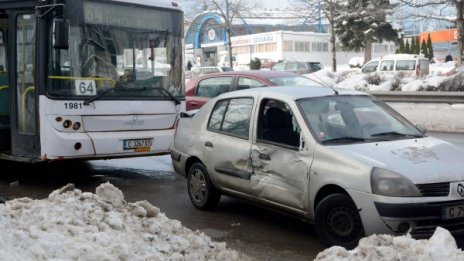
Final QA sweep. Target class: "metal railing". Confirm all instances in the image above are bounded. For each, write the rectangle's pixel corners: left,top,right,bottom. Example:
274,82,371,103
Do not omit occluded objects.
368,91,464,104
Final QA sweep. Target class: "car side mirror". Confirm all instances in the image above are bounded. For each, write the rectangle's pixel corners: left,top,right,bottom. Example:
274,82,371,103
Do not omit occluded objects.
415,124,427,134
53,19,69,49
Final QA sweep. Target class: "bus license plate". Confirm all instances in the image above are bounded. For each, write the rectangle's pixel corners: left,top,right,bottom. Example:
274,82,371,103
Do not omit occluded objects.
442,205,464,220
123,138,153,150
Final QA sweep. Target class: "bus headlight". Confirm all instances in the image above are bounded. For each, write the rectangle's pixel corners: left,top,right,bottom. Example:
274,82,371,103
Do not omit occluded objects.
63,120,72,128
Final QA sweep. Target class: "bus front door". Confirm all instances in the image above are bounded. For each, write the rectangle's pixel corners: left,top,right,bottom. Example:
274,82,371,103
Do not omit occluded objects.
0,17,8,152
10,12,40,160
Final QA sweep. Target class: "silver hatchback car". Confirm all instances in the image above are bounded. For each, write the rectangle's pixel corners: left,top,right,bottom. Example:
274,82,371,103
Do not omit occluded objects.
171,86,464,248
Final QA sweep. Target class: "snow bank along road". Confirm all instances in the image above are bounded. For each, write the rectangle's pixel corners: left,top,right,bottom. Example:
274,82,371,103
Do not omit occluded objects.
1,182,464,260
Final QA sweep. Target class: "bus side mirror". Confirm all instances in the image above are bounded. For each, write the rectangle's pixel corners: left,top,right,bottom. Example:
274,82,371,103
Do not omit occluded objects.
53,19,69,49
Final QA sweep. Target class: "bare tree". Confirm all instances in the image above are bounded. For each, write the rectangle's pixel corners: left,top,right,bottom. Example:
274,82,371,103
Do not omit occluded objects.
398,0,464,65
199,0,256,68
290,0,341,72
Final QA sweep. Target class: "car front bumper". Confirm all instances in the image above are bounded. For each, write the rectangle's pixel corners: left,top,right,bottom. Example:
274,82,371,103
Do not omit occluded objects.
348,189,464,238
374,200,464,238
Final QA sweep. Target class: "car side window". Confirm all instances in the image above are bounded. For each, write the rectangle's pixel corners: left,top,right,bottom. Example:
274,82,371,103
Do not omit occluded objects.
207,98,254,139
309,63,323,71
196,77,233,98
380,60,394,71
272,63,285,71
396,60,415,70
237,77,267,90
208,100,229,131
362,61,379,73
257,99,300,148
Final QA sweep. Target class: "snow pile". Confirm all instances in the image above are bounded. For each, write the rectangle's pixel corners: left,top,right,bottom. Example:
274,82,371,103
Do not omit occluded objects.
348,56,364,68
326,61,459,92
315,227,464,261
0,183,247,261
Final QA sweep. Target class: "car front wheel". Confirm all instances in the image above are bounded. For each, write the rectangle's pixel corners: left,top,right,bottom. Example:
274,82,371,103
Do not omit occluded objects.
314,193,364,249
187,162,221,210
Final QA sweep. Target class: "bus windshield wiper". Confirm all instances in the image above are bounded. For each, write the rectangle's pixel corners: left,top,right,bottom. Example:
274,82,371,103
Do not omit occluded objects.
322,136,367,144
83,88,114,105
153,87,181,105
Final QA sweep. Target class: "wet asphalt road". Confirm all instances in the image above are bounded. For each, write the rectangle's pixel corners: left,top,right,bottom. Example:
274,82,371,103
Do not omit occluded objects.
0,132,463,260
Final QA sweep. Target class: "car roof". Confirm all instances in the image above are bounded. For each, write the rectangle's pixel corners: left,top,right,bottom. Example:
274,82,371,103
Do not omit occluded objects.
277,61,321,64
216,86,366,101
196,70,301,78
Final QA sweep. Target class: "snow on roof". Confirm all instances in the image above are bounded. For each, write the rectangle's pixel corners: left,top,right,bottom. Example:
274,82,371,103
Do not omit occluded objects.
0,183,247,260
379,53,427,59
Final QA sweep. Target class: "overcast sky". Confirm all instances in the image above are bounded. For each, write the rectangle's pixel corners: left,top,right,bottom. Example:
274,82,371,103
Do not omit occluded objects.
179,0,292,10
257,0,288,8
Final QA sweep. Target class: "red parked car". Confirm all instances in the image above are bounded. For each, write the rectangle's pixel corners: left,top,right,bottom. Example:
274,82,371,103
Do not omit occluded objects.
259,58,276,69
185,70,321,111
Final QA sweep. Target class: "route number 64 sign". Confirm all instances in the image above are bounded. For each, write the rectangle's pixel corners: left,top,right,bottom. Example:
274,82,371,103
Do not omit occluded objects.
74,80,97,96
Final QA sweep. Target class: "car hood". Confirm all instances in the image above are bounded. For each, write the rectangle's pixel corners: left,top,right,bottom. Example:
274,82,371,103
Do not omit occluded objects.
329,137,464,184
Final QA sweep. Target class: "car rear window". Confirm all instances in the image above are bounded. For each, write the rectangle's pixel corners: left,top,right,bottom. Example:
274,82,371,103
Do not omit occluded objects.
309,63,323,70
396,60,416,70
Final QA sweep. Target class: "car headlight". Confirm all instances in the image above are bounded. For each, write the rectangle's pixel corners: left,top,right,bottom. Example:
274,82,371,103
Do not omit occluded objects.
371,167,421,197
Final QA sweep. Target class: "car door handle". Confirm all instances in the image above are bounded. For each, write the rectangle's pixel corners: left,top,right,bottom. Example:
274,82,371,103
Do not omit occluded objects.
259,153,271,160
205,141,213,148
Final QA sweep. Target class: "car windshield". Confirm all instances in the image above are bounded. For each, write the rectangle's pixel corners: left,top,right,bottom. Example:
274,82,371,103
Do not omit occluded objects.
298,95,424,144
221,67,234,72
268,76,321,86
47,1,184,99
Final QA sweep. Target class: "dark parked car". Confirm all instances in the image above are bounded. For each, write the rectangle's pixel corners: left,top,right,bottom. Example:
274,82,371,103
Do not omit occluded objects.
185,70,321,111
271,61,324,74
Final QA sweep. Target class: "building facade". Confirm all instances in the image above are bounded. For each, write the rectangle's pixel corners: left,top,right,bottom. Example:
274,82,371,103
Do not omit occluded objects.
184,11,395,68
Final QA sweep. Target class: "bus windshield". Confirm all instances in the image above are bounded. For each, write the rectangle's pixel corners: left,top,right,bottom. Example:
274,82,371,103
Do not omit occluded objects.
47,1,184,100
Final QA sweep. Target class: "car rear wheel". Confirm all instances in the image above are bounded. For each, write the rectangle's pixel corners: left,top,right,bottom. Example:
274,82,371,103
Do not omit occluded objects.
314,193,364,249
187,162,221,210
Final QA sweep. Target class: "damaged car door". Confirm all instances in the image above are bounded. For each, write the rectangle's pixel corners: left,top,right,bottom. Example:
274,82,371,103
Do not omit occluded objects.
204,97,254,194
250,98,314,211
